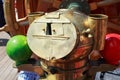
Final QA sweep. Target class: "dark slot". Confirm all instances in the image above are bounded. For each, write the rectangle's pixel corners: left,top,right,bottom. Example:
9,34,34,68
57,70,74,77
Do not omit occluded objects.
46,23,52,35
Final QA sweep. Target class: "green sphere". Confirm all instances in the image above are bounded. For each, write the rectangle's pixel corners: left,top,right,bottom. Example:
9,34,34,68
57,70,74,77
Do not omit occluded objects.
6,35,32,62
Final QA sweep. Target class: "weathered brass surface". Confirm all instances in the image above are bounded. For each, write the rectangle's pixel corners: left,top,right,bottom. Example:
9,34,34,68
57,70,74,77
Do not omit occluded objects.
28,12,44,24
89,14,108,50
27,9,91,60
27,9,108,80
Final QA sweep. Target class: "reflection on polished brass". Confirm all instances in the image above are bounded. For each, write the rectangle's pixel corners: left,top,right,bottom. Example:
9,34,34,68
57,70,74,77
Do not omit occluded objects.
89,14,108,50
27,9,108,80
28,12,44,24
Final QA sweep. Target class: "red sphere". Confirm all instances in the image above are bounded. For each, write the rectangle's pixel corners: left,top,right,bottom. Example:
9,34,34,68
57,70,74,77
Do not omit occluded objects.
101,33,120,65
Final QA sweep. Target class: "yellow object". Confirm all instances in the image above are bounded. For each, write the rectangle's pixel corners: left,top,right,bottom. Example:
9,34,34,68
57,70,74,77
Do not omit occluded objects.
47,74,56,80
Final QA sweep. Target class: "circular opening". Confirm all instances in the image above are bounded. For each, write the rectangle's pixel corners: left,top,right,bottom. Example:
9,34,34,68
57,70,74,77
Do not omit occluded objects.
28,12,44,17
89,14,108,20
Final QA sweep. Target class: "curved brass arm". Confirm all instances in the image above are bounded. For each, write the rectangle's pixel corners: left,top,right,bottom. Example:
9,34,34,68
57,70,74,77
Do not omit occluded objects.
97,0,120,7
90,0,120,10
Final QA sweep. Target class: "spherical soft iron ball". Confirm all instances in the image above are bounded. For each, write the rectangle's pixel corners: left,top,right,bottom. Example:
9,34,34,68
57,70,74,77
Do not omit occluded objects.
6,35,32,62
101,33,120,65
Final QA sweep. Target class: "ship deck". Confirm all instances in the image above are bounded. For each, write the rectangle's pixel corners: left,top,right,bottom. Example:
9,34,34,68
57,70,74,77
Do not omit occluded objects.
0,31,18,80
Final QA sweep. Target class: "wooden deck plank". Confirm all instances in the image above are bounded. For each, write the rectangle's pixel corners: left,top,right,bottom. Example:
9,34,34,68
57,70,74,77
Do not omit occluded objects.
0,56,10,68
4,61,17,80
0,31,18,80
0,48,7,61
5,69,18,80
